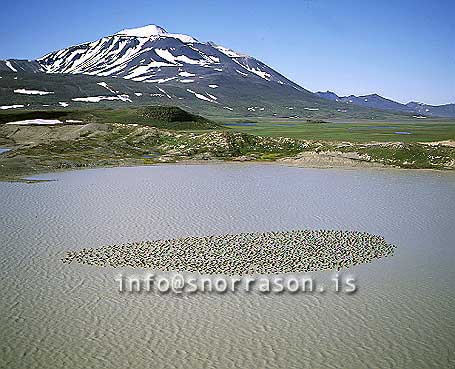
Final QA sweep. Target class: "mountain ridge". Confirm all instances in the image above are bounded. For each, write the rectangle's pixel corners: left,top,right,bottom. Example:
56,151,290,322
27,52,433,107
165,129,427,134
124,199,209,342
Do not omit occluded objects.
316,90,455,118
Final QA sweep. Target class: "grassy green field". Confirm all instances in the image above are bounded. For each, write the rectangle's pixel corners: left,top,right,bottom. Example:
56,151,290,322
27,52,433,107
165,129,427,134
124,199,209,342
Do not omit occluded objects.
220,118,455,142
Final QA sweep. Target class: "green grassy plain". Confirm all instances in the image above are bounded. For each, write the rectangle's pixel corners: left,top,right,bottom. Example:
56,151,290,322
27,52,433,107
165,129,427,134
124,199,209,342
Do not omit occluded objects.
221,118,455,142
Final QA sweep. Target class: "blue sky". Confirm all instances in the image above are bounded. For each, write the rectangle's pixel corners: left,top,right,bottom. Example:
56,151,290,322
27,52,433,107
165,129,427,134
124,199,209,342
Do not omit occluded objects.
1,0,453,105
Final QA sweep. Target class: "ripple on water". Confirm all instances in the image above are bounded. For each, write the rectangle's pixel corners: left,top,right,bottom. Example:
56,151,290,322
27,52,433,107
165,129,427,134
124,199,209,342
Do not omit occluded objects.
1,164,454,368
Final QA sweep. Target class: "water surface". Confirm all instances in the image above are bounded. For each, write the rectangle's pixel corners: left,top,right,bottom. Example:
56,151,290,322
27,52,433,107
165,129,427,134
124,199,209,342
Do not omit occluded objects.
1,164,454,368
224,122,257,126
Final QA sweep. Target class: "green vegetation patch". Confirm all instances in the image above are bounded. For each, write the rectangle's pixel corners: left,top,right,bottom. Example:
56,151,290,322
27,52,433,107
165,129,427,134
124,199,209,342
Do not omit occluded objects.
0,105,220,130
222,120,455,143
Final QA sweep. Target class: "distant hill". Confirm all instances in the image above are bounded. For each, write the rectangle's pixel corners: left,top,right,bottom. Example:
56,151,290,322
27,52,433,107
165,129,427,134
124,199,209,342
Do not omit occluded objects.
0,105,219,130
316,91,455,118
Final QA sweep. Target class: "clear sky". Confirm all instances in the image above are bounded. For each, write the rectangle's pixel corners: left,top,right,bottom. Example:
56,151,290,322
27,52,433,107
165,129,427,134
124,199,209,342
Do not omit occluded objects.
1,0,453,105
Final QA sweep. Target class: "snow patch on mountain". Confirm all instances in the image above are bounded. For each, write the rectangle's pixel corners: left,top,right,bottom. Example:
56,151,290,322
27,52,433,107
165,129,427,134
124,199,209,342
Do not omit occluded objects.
178,71,195,77
72,94,131,103
72,96,119,103
116,25,167,38
145,76,177,84
249,67,270,80
116,25,197,43
5,61,17,72
6,119,62,125
186,89,216,102
234,59,271,80
211,44,244,58
124,64,170,80
154,49,178,63
97,82,116,94
14,88,54,95
157,87,171,99
205,92,217,101
245,66,270,80
0,104,24,110
154,49,204,65
208,56,220,63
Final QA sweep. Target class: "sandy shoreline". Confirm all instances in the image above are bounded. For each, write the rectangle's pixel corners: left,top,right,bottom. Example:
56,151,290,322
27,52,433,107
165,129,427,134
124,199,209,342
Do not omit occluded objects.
2,155,453,183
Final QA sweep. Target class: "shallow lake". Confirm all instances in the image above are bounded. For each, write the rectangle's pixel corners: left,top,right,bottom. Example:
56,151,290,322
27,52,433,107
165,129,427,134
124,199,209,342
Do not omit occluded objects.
1,164,454,368
224,122,257,126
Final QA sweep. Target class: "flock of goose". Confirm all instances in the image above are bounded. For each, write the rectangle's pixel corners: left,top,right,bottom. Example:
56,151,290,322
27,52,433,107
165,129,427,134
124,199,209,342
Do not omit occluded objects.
62,229,396,275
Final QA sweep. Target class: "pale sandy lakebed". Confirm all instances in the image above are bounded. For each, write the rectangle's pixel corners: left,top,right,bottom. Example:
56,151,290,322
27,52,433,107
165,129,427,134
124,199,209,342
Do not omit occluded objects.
1,163,454,368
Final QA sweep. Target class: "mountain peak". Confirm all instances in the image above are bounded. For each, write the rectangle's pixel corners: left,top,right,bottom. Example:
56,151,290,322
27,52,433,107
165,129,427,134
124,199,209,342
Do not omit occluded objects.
116,24,167,38
115,24,197,43
315,91,339,101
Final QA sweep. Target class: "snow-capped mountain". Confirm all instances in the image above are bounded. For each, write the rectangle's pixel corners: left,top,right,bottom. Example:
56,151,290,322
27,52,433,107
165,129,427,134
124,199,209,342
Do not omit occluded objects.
316,91,455,118
2,24,339,116
27,24,302,90
0,24,440,119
